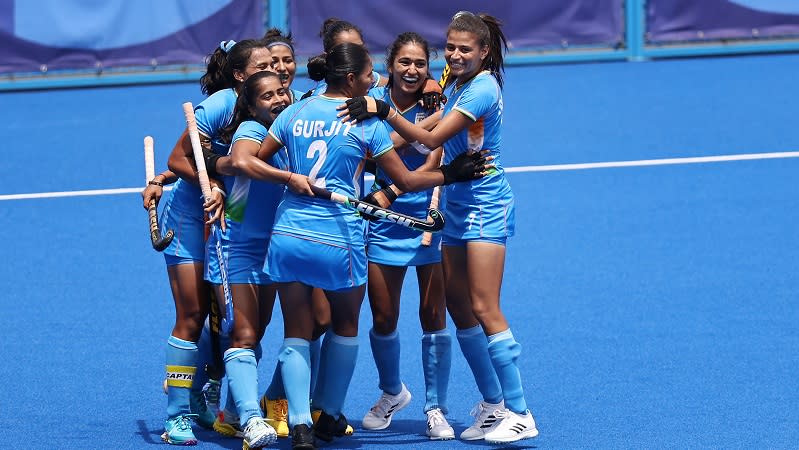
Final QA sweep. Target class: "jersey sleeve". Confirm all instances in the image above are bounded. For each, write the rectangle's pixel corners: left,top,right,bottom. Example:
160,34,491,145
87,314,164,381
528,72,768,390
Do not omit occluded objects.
452,75,498,122
232,121,267,145
195,92,232,138
368,120,394,159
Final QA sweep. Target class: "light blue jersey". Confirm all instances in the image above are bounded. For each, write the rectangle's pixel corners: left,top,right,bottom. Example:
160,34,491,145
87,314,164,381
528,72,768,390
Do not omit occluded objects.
216,120,287,284
162,89,236,264
265,95,394,290
366,85,442,266
440,71,515,240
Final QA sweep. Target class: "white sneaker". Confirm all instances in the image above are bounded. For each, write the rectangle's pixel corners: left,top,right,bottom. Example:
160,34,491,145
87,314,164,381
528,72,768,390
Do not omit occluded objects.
483,409,539,443
459,400,504,440
425,408,455,440
242,416,277,448
361,383,412,430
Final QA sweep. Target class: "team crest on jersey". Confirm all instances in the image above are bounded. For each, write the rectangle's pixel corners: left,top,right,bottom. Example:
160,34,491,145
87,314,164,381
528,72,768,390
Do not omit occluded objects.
414,112,426,124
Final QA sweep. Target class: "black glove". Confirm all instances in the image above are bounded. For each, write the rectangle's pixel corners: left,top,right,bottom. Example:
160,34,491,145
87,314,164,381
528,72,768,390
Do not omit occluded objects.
422,91,446,112
421,77,446,112
203,146,222,178
362,185,398,209
345,96,390,122
439,152,487,185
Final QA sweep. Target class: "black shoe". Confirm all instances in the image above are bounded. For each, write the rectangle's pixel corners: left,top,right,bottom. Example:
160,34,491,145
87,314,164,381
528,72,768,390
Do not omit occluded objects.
313,411,350,442
292,424,316,450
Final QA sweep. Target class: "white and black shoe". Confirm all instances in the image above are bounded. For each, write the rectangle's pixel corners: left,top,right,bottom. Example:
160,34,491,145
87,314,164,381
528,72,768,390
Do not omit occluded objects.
483,409,539,443
361,383,412,430
459,400,504,440
425,408,455,440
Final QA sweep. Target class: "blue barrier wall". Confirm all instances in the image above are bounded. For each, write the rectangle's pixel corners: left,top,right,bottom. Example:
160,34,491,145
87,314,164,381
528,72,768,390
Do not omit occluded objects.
1,0,799,91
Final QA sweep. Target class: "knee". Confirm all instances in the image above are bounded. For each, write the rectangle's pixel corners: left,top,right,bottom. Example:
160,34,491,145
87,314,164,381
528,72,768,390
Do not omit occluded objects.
372,313,398,335
419,303,447,331
231,328,259,350
470,298,501,323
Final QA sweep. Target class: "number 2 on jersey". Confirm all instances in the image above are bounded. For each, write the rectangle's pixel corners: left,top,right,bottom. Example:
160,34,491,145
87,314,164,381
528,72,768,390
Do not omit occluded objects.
307,139,327,188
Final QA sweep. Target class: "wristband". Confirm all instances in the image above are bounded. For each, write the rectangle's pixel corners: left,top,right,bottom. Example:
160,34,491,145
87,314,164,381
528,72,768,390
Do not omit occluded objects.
286,172,294,184
387,108,398,121
211,186,226,198
148,180,164,187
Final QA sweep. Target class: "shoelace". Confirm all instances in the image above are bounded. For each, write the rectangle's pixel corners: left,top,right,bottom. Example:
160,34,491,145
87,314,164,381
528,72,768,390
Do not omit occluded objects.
492,408,512,419
469,402,486,419
244,418,265,434
427,409,447,427
175,414,198,431
371,395,394,414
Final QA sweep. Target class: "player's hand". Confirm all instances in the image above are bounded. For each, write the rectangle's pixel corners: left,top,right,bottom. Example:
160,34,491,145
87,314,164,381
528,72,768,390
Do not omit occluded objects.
338,96,390,123
439,150,493,185
287,173,315,196
204,187,226,231
142,183,163,210
420,78,446,112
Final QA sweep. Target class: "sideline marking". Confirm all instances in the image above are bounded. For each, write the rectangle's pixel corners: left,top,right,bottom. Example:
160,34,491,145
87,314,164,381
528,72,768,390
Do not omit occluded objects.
3,151,799,201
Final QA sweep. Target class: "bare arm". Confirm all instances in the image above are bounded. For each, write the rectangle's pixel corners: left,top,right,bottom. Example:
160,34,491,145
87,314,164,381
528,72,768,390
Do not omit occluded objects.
231,135,314,195
374,149,445,193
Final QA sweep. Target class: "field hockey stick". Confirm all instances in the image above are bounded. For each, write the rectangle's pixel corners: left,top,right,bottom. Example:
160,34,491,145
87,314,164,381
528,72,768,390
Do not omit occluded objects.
182,102,234,335
308,184,444,233
420,64,450,246
144,136,174,251
203,289,224,412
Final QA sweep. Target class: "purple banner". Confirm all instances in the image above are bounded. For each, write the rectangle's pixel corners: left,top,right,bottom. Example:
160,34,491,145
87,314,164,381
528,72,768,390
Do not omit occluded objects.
0,0,263,74
647,0,799,42
289,0,624,57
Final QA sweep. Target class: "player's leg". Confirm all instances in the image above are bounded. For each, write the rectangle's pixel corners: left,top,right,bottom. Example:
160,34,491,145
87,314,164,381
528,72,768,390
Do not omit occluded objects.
361,262,412,430
162,261,210,445
416,262,454,439
312,286,366,442
442,242,504,440
275,282,316,447
465,241,537,443
223,282,277,448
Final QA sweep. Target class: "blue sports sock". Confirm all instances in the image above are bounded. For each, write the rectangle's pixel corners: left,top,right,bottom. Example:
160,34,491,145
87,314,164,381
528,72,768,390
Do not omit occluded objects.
279,339,313,427
487,329,527,413
309,336,322,399
313,333,359,417
456,325,502,404
223,348,261,428
370,328,402,395
166,336,198,418
222,343,262,416
422,330,452,413
310,333,331,411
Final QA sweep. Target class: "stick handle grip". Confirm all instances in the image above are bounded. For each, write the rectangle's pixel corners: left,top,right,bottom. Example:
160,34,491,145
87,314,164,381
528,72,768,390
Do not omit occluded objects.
420,186,440,246
144,136,155,183
182,102,213,202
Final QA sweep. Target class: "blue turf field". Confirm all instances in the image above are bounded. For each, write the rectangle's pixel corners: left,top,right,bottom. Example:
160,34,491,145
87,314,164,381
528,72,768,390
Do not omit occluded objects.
1,54,798,449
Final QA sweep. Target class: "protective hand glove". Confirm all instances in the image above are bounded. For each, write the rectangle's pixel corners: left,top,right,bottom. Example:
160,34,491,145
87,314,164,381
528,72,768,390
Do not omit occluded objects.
343,96,390,122
420,77,446,112
439,151,488,185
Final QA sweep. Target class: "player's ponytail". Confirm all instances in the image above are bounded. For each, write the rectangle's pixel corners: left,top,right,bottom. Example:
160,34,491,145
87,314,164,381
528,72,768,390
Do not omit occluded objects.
307,53,328,82
200,44,231,96
200,39,269,96
478,13,508,89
